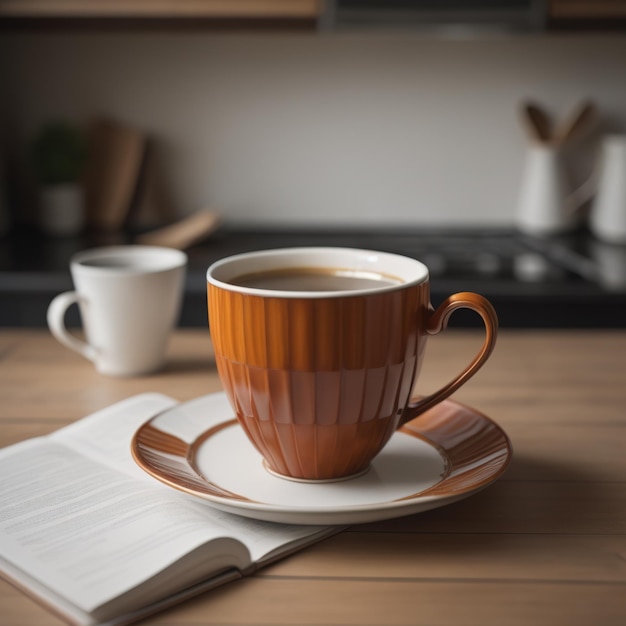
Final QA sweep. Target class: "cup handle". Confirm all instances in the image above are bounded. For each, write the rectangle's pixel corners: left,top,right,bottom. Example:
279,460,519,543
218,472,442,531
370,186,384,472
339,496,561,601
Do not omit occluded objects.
47,291,98,362
399,292,498,427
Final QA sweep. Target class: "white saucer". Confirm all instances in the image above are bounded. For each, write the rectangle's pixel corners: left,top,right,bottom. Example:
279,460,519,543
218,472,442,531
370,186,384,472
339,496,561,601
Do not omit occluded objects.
131,392,512,525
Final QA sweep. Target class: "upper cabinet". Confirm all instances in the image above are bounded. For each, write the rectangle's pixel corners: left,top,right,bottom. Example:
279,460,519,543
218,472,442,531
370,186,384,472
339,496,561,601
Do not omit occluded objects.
550,1,626,19
549,0,626,26
0,0,321,20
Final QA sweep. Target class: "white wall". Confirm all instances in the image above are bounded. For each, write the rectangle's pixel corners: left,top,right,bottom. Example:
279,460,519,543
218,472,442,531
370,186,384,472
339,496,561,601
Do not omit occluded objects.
2,31,626,228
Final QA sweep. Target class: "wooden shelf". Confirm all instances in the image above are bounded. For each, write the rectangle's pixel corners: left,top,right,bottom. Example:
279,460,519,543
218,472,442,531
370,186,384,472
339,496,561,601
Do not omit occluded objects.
0,0,320,20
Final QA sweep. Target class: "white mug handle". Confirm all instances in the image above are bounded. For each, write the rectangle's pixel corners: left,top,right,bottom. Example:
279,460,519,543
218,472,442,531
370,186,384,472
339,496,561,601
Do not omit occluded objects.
47,291,98,362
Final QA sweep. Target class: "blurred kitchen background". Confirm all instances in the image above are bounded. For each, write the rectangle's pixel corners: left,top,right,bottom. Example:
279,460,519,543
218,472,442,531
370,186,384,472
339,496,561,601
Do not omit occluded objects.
1,1,626,327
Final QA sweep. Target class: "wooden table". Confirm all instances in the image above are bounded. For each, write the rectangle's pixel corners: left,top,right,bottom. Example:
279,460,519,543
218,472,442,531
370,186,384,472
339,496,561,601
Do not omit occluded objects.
1,328,625,625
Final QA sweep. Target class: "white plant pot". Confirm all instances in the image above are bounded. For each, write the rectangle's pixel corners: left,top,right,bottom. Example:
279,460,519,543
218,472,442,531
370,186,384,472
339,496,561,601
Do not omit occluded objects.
39,183,85,236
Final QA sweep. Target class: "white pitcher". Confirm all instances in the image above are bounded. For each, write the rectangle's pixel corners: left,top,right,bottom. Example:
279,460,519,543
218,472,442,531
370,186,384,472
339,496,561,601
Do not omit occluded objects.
515,145,592,236
590,134,626,244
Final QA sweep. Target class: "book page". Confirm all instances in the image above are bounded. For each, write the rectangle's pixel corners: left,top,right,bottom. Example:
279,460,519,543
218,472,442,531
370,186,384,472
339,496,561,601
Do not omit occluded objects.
0,438,249,614
49,393,178,480
0,393,331,620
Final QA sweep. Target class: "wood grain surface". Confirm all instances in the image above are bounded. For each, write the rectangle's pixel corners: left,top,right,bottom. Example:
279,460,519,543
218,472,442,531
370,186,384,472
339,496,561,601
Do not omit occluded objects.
1,328,625,625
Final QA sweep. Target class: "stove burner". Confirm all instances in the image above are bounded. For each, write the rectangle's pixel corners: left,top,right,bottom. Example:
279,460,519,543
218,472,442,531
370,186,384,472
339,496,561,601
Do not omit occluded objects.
369,231,596,284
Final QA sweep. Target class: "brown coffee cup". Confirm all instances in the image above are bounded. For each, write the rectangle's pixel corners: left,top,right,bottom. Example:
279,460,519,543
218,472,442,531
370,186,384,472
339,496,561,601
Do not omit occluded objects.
207,247,497,482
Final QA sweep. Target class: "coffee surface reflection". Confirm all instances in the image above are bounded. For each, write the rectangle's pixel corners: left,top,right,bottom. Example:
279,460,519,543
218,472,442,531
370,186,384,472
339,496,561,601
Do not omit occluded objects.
230,267,401,292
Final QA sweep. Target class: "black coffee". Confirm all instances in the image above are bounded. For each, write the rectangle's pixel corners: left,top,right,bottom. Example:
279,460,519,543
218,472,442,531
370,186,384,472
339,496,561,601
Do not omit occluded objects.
230,267,401,292
79,257,161,271
80,258,140,268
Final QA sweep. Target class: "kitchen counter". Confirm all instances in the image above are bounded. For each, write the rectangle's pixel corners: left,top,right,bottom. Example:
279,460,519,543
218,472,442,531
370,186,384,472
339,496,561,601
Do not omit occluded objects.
1,226,626,328
1,328,625,625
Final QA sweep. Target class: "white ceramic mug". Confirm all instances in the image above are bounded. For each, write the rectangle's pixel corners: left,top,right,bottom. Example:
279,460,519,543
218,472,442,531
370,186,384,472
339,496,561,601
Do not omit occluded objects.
47,245,187,376
515,145,592,236
590,134,626,244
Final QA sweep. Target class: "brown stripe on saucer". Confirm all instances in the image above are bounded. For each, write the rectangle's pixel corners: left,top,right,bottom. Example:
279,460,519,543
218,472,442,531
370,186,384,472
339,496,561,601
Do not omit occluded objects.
399,399,512,498
132,419,253,502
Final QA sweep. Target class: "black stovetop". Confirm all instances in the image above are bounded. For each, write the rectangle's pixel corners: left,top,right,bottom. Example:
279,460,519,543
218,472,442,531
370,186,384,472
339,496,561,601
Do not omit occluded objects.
1,226,625,328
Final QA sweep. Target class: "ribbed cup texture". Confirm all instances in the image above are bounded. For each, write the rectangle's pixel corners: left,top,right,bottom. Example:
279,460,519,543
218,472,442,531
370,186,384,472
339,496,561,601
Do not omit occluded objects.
208,283,429,480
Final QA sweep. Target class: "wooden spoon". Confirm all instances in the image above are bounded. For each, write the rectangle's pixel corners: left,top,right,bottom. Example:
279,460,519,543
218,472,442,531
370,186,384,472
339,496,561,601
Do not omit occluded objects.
521,102,552,144
555,100,596,146
135,210,221,250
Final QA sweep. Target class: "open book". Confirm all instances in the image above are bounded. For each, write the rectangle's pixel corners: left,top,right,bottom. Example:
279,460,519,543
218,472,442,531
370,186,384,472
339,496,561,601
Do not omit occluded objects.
0,393,335,626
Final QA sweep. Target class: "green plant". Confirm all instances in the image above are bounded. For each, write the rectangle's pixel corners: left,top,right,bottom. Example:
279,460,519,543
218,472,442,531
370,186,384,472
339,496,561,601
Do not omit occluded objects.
30,121,87,186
